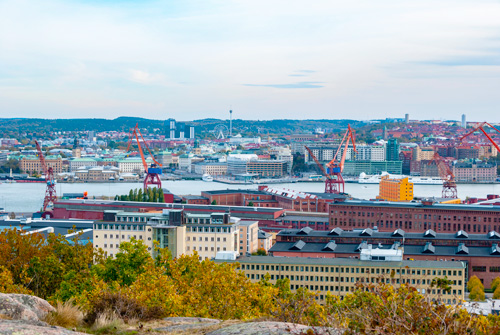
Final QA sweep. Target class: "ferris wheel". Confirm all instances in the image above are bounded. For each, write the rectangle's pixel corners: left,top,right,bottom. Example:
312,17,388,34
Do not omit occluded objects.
214,124,230,139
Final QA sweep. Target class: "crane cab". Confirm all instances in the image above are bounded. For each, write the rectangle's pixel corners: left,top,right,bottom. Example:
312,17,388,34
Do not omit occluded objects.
148,163,162,175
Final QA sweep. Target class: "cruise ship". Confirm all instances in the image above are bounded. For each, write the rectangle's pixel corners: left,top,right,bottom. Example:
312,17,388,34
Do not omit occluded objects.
202,173,214,182
358,172,443,185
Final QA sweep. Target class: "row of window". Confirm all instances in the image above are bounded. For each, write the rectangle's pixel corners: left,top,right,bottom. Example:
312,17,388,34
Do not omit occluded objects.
187,236,227,242
332,210,499,223
94,223,148,231
472,266,500,272
238,264,462,277
96,234,149,241
186,226,233,233
244,274,462,296
187,246,226,252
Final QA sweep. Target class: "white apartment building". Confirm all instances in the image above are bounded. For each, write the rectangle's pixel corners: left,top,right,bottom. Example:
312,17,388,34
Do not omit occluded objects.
178,154,194,171
193,162,228,176
305,145,385,163
117,158,153,173
227,154,258,175
69,158,97,172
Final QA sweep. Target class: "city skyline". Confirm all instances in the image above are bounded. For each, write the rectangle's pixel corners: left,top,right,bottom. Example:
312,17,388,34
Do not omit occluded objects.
1,0,500,121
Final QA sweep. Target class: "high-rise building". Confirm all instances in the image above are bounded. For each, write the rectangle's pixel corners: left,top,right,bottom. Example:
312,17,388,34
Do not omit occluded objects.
386,138,400,161
405,113,409,124
461,114,466,128
165,119,195,139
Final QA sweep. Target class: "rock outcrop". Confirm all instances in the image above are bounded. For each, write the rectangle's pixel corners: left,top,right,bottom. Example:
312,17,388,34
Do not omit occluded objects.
206,321,342,335
0,293,55,322
155,317,221,332
0,320,86,335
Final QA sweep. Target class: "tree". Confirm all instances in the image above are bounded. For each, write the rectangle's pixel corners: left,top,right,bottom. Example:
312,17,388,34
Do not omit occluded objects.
470,286,485,301
252,248,267,256
493,285,500,299
467,275,484,292
211,200,217,205
248,201,254,206
492,277,500,292
158,188,164,203
128,189,134,202
137,188,143,202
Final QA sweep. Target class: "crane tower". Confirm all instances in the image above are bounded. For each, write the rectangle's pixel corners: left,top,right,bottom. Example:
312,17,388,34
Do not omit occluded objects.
127,124,163,192
35,140,57,212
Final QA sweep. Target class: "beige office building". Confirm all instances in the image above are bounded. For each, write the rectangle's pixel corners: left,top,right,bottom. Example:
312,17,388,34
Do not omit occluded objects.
218,253,466,304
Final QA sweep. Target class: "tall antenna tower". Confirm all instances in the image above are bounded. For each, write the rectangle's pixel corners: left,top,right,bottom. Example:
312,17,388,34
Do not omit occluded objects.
229,109,233,137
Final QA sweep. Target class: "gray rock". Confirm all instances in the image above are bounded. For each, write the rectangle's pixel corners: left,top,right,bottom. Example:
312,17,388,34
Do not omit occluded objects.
206,321,342,335
0,320,86,335
156,316,221,332
0,293,55,322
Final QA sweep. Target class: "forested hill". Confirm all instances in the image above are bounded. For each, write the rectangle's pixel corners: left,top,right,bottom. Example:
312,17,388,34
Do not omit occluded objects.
0,117,367,136
0,117,163,133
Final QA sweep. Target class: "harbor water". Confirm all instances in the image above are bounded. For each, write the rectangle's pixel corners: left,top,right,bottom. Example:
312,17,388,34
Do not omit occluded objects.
1,181,500,213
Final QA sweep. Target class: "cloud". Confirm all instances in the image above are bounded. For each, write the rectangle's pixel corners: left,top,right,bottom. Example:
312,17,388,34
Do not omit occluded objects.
128,70,164,85
0,0,500,120
244,82,325,89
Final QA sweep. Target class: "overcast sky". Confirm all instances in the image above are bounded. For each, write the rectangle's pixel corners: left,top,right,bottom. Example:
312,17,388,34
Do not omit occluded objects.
1,0,499,121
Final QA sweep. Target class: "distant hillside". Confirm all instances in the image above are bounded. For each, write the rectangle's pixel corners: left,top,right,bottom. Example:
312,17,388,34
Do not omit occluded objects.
0,117,164,134
0,117,368,138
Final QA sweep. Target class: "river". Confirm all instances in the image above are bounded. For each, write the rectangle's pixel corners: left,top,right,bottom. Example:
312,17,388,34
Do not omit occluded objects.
1,181,500,213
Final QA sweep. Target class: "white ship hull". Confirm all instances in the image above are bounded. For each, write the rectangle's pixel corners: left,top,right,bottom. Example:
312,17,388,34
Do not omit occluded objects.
358,172,443,185
202,174,214,182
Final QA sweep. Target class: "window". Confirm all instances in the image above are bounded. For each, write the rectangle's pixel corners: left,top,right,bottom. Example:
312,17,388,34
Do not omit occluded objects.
472,266,486,272
490,266,500,273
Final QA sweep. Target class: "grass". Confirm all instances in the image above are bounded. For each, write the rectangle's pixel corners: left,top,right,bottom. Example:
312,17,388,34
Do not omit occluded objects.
44,299,83,328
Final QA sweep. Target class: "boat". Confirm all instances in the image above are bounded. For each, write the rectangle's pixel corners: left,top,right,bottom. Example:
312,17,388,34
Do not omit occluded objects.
202,173,214,182
358,172,443,185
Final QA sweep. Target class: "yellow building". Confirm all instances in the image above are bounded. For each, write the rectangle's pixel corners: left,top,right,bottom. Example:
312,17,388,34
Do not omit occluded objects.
20,155,63,175
95,210,253,261
218,255,466,305
377,176,413,202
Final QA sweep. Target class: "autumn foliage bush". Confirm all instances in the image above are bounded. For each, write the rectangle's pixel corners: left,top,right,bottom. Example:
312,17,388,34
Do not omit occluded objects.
4,227,500,334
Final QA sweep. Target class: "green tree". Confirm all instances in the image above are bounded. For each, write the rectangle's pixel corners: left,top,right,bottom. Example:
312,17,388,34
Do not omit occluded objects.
93,239,152,287
148,188,154,202
137,188,143,202
158,188,164,203
211,200,217,205
128,189,134,202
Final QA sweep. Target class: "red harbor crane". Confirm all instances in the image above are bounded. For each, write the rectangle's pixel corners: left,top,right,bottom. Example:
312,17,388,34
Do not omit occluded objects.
127,123,163,192
35,140,57,212
305,125,357,194
430,152,457,198
459,121,500,153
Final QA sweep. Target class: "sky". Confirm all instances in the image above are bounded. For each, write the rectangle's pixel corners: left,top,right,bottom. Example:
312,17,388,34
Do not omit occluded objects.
0,0,500,121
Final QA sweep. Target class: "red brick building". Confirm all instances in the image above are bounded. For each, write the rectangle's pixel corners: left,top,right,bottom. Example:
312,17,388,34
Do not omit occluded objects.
329,200,500,234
